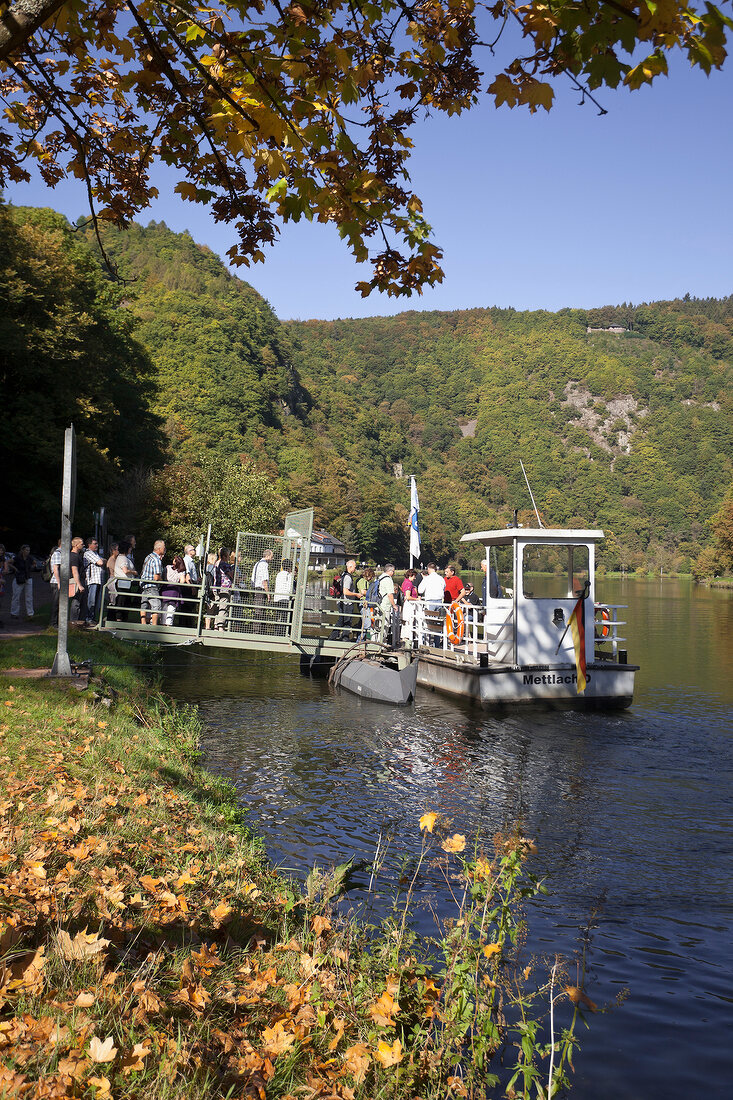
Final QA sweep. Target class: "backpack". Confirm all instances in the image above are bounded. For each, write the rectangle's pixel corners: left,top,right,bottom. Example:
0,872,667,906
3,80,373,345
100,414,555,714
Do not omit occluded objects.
42,556,53,583
365,573,382,603
329,574,343,599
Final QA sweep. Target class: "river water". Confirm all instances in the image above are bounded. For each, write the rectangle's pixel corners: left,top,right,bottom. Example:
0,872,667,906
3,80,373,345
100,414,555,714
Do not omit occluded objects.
163,578,733,1098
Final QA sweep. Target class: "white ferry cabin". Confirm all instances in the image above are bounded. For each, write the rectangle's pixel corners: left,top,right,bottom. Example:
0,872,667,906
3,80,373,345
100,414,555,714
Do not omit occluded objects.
415,527,637,708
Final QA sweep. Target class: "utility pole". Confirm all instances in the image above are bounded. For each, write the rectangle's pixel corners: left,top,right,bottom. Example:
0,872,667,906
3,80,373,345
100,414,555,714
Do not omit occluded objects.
50,425,76,677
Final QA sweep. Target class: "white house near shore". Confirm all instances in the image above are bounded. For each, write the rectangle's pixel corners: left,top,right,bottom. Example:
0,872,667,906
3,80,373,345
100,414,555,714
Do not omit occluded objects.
309,529,347,570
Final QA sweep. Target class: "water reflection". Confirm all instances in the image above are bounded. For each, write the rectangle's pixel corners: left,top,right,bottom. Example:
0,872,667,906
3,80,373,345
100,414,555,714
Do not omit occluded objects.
163,579,733,1100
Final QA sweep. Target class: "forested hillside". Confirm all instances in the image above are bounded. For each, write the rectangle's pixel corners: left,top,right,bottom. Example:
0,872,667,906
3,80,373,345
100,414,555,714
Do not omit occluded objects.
2,206,731,574
286,303,732,571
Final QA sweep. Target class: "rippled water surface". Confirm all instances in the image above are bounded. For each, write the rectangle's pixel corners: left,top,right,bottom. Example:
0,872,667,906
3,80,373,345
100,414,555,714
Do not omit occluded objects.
164,578,733,1099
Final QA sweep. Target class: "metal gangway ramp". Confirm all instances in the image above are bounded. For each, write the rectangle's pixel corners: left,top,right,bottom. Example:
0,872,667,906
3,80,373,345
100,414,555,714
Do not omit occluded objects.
100,509,378,659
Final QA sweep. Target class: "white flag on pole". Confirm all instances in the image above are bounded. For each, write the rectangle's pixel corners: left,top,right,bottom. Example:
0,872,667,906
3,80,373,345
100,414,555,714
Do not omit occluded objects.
409,477,421,563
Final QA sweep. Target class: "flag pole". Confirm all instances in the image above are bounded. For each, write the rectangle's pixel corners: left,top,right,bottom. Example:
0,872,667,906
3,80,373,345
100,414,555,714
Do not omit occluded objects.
406,473,419,570
405,475,411,572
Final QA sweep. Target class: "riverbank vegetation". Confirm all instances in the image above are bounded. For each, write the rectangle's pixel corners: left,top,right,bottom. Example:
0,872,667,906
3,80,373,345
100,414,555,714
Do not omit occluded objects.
1,632,592,1098
3,206,730,580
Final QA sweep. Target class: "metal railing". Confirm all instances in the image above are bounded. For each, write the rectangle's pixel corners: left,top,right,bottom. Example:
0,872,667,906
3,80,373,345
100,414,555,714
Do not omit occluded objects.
593,603,627,661
99,577,389,648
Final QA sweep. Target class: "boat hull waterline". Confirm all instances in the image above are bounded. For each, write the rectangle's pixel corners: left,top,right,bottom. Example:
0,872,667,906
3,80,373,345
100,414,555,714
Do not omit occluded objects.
417,654,636,709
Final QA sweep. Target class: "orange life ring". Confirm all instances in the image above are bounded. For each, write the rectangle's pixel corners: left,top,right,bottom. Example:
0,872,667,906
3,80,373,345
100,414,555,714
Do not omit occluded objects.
599,607,610,638
446,601,465,645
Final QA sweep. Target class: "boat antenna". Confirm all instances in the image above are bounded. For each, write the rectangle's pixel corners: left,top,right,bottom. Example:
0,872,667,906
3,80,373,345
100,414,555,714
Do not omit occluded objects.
520,459,543,528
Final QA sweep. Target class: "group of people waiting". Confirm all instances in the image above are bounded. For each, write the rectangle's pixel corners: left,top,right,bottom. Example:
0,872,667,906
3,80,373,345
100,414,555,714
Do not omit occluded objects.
336,559,500,647
44,534,201,628
10,529,499,650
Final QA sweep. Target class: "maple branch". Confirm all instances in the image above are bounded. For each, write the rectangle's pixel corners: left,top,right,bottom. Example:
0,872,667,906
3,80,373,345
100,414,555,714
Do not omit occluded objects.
76,137,121,281
0,0,65,61
125,1,242,204
151,6,261,133
600,0,641,25
6,52,120,169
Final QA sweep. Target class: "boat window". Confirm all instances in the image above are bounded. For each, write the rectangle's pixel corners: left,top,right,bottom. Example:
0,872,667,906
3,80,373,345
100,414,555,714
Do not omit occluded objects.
486,545,512,600
522,545,590,599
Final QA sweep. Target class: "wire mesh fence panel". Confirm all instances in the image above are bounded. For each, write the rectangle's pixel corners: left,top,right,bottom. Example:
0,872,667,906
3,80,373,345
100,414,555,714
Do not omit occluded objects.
282,508,314,642
229,532,288,637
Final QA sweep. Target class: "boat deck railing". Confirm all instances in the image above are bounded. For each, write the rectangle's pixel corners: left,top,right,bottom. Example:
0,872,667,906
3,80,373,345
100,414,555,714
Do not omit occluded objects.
593,603,627,661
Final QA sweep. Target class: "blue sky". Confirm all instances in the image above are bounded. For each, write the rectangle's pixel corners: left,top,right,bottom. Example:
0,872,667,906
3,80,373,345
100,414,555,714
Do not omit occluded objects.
5,54,732,322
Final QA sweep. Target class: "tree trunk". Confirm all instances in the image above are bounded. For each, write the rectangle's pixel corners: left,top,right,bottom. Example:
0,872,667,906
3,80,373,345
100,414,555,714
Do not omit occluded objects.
0,0,68,61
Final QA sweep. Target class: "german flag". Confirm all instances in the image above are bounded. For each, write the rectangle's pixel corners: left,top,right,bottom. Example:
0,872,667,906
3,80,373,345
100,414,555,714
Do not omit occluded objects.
568,592,587,694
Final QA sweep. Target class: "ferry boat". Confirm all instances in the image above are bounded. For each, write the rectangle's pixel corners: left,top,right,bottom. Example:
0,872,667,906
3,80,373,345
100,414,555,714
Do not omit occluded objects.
415,526,637,708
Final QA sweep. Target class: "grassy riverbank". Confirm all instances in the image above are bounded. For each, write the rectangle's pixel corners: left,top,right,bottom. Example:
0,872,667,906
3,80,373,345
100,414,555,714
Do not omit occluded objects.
1,632,587,1099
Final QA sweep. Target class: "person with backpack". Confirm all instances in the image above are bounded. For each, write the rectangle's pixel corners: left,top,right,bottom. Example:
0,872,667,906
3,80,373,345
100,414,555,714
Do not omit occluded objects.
337,559,361,640
357,567,375,640
400,568,421,647
43,539,61,628
214,547,234,631
378,564,399,645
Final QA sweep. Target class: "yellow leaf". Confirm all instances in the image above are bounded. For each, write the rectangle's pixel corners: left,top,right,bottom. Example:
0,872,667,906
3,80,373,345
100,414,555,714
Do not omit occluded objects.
488,73,518,109
343,1042,371,1082
58,929,111,961
374,1038,403,1067
482,943,500,958
210,901,233,925
328,1016,346,1051
89,1035,117,1063
261,1020,296,1056
312,914,331,935
121,1042,149,1075
473,856,493,879
88,1076,111,1095
565,985,598,1012
175,180,199,202
419,811,438,833
369,989,397,1027
442,833,466,853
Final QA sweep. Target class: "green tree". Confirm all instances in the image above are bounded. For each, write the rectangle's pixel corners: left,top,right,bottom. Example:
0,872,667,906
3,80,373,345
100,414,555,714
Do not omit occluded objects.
710,483,733,571
0,203,163,547
125,455,287,552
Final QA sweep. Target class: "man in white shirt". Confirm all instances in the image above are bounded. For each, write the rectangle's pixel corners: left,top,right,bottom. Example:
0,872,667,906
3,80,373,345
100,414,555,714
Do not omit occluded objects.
49,539,62,627
418,562,445,647
251,548,273,633
183,544,200,585
273,558,294,635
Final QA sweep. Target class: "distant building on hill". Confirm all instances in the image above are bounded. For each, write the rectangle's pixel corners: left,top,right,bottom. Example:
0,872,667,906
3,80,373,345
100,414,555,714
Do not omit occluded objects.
310,529,347,570
586,325,628,335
